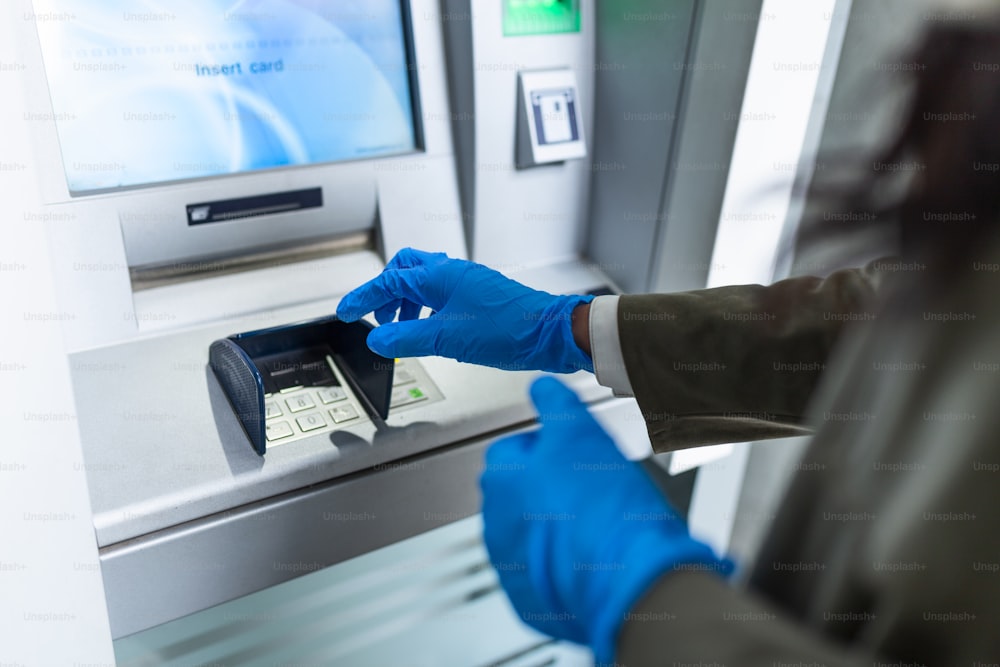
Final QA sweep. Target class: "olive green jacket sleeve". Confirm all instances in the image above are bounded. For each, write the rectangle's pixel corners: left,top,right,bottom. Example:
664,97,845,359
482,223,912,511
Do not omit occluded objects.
614,262,890,664
617,263,886,453
614,250,1000,665
616,571,870,666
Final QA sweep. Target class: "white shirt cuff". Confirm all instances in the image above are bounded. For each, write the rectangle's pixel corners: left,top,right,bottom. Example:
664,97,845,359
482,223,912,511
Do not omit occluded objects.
589,295,634,396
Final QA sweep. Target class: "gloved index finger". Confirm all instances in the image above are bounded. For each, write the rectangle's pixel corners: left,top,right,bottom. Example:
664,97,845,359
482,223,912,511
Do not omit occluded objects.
484,431,535,476
530,377,590,423
384,247,444,271
337,268,435,322
529,376,606,442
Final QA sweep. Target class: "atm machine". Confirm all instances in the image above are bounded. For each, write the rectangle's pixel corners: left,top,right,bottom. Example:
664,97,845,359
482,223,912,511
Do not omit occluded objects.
2,0,849,664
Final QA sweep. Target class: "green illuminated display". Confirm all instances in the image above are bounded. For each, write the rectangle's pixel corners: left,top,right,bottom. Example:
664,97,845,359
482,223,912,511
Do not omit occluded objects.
503,0,581,36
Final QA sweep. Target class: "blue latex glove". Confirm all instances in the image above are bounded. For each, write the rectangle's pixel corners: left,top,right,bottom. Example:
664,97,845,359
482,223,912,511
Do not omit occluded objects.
336,248,595,373
481,377,732,663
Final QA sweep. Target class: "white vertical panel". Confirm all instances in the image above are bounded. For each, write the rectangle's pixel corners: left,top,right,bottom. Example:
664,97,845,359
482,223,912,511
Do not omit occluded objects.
0,2,115,662
683,0,840,555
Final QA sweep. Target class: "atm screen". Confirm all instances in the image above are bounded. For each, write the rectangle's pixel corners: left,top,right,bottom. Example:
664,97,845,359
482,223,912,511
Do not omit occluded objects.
32,0,420,194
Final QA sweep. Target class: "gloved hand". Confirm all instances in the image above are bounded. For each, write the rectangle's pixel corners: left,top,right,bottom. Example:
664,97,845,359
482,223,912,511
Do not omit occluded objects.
336,248,594,373
481,377,732,664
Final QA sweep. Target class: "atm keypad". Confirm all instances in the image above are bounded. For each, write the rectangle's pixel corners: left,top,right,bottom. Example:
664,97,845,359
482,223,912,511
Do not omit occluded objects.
285,394,316,413
386,361,440,413
329,404,359,423
265,385,363,445
391,385,428,407
317,387,347,404
296,413,327,432
262,360,440,448
266,421,294,441
393,369,416,386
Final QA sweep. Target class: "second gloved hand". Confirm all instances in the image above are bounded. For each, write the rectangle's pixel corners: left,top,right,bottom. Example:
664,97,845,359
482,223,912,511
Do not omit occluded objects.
481,377,733,664
336,248,594,373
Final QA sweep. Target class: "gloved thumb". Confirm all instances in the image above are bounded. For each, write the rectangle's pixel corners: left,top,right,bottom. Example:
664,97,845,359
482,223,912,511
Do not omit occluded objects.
529,376,597,434
367,317,443,359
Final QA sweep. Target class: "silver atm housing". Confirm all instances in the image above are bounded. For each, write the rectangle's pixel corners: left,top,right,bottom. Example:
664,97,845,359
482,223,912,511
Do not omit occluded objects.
11,0,799,654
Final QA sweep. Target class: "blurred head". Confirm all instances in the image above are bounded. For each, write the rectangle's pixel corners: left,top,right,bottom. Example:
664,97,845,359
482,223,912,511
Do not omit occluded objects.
798,16,1000,281
897,19,1000,268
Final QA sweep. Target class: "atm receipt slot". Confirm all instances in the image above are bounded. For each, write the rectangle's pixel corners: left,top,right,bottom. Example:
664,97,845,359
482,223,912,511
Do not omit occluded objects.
209,316,394,456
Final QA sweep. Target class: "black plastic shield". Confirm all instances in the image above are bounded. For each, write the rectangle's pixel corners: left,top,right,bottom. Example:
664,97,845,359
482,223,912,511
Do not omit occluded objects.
209,316,393,455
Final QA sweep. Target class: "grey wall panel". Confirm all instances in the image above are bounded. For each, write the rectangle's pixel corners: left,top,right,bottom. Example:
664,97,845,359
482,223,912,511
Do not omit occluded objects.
439,0,476,255
650,0,763,293
441,0,597,268
471,4,597,268
586,1,698,293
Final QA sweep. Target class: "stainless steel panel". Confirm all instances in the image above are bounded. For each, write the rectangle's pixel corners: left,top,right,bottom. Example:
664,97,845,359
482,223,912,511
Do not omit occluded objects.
586,1,766,294
586,0,698,293
101,431,496,638
649,0,763,294
70,288,611,547
112,516,594,666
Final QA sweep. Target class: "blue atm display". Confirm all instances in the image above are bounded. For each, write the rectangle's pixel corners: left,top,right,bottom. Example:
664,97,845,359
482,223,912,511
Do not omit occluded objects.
32,0,420,194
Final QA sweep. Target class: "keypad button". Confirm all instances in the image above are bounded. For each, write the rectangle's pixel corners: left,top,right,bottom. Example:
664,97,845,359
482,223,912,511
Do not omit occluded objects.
265,401,283,419
329,404,359,423
296,413,327,432
286,394,316,413
393,369,416,386
317,386,347,404
266,421,294,441
391,386,428,407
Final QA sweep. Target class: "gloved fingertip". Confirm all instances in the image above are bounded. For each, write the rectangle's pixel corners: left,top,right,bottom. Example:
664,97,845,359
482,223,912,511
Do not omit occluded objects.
366,327,396,358
374,309,397,326
395,299,416,322
531,375,568,395
530,376,587,416
336,298,360,322
484,433,534,472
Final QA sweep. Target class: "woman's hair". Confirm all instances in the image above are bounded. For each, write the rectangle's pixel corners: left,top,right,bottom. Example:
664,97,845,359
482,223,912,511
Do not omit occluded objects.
796,17,1000,281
